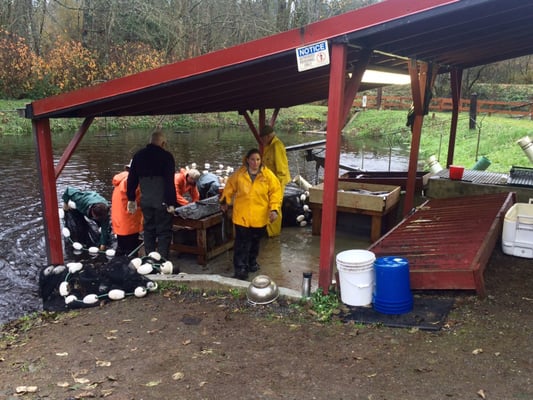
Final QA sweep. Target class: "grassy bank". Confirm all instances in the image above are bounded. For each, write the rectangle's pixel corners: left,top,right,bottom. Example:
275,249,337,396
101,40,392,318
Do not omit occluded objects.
0,99,327,135
2,99,531,173
345,108,533,173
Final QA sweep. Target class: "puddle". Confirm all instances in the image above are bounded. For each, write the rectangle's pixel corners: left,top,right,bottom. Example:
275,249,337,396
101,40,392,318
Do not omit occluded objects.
173,225,372,292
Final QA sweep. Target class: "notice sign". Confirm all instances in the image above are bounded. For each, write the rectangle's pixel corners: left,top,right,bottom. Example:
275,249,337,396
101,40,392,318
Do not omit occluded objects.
296,40,330,72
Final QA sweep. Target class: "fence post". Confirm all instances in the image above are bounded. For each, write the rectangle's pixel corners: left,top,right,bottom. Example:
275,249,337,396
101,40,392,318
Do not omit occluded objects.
469,93,478,130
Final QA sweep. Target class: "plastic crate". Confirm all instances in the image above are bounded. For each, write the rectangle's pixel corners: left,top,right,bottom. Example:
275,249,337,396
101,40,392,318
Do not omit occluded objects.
502,199,533,259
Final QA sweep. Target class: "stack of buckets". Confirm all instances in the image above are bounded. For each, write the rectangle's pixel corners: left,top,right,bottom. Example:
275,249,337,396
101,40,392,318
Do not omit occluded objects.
336,250,413,314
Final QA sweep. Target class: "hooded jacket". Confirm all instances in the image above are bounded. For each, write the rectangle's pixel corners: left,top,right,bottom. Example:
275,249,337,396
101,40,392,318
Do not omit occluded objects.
111,171,143,236
220,163,282,228
262,135,291,187
61,187,111,247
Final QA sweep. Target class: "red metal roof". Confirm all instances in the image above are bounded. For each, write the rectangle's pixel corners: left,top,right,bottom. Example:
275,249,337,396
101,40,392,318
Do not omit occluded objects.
25,0,533,120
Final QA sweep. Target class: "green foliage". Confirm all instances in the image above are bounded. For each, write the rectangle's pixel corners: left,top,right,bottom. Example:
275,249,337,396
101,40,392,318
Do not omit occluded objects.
345,108,533,173
0,311,64,346
102,42,167,80
0,30,35,99
468,83,533,102
229,288,243,300
29,39,99,97
310,288,340,322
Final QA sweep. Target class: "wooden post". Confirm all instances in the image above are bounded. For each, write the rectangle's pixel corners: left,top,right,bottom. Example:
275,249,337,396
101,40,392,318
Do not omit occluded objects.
447,68,462,168
469,93,478,130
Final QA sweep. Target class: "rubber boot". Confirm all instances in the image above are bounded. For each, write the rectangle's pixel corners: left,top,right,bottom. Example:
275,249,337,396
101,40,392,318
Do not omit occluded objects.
233,265,248,280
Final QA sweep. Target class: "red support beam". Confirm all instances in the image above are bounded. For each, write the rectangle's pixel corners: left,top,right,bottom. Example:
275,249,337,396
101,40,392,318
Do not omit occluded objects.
240,110,259,139
403,60,428,216
404,61,439,215
240,107,282,152
342,48,372,124
318,41,347,293
55,117,94,178
34,119,64,265
447,68,463,167
270,108,280,128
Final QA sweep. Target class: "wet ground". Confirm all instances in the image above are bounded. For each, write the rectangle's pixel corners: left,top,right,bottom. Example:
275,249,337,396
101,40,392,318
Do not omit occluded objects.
170,223,372,293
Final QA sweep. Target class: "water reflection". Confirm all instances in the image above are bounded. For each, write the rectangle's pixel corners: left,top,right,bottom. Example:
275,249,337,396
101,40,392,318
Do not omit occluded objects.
0,127,411,325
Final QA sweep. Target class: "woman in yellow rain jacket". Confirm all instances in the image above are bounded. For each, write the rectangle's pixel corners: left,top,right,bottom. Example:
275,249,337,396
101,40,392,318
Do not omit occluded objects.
220,148,282,280
112,163,143,256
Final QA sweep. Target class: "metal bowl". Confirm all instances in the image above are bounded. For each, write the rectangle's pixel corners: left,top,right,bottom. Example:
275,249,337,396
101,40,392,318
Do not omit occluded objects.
246,275,279,305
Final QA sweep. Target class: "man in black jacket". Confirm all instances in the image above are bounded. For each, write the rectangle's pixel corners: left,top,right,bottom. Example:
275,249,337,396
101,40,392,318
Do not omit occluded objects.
127,130,177,259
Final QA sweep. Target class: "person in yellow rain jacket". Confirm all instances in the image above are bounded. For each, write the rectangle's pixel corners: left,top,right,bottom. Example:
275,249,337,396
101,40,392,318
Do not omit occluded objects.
220,148,282,280
111,161,143,257
260,125,290,237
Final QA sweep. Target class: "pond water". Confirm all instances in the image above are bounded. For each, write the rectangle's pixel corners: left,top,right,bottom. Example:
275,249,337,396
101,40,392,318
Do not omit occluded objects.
0,126,411,325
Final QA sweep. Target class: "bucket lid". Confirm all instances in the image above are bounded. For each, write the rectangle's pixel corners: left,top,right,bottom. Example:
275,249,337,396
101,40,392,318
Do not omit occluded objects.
374,256,409,268
336,249,375,267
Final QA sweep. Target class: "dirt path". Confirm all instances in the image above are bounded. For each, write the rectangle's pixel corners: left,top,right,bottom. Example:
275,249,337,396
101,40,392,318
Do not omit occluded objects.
0,248,532,400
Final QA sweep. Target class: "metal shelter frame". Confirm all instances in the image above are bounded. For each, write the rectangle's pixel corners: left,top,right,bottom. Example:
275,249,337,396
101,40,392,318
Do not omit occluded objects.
25,0,533,292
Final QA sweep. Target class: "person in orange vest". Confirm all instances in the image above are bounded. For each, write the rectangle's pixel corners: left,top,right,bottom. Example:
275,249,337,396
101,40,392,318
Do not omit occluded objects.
260,125,290,237
112,161,143,257
174,168,201,206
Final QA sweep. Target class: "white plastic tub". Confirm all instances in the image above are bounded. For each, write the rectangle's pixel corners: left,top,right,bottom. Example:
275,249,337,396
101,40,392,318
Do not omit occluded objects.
502,199,533,259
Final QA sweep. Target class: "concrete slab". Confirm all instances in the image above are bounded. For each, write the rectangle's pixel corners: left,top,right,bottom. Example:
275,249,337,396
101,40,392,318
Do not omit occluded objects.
147,272,302,300
156,225,372,297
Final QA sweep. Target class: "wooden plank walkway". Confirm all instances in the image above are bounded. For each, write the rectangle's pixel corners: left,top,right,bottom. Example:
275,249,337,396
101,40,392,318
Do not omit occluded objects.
368,192,516,297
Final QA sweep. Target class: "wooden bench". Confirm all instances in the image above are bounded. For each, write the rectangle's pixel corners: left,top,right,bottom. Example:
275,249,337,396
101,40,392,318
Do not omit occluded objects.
171,211,234,265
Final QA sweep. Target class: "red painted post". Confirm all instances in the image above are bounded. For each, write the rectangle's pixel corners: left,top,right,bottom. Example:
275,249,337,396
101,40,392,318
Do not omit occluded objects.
403,60,427,216
447,68,463,167
318,41,347,293
34,119,64,265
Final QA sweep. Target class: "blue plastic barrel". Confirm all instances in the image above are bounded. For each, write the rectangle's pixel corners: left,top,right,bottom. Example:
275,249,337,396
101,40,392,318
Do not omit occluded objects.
373,256,413,314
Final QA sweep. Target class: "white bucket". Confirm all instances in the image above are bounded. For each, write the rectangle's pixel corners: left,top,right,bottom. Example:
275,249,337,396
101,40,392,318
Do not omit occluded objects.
426,155,443,174
516,136,533,164
336,250,375,306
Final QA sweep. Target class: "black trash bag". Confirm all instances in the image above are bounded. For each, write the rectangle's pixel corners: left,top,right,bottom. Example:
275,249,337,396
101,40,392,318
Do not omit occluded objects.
63,209,100,248
39,265,69,312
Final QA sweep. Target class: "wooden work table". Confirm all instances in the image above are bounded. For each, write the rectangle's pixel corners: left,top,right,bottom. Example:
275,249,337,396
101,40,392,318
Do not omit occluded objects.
171,211,234,265
308,202,398,242
308,182,401,242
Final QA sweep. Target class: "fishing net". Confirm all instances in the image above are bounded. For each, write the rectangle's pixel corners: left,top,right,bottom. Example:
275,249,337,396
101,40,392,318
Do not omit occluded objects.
175,195,221,220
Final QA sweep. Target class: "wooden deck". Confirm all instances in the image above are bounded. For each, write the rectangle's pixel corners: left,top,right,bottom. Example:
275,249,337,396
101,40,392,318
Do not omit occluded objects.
368,192,516,297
